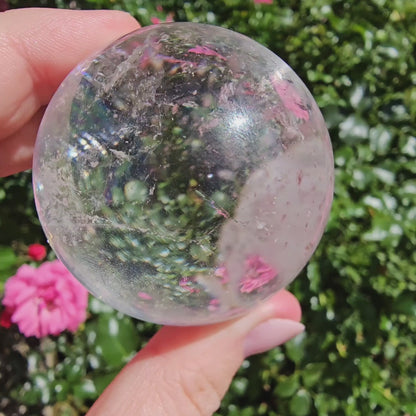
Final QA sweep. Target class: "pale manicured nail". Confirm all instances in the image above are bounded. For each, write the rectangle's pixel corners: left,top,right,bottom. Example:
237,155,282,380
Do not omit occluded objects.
243,319,305,357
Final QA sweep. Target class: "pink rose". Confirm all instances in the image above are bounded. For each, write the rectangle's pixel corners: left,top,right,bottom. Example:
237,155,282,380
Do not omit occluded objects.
0,307,12,328
1,260,88,338
27,243,47,261
254,0,273,4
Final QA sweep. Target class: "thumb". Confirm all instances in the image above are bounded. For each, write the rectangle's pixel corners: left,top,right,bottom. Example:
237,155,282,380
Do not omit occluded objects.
87,290,304,416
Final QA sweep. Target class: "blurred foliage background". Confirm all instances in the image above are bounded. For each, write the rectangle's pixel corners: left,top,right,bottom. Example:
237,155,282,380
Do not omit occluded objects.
1,0,416,415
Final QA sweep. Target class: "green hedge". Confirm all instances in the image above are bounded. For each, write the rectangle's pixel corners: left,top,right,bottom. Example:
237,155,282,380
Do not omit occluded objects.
1,0,416,415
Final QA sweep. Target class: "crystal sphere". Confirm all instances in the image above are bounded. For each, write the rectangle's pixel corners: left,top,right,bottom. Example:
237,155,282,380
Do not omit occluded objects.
33,23,334,325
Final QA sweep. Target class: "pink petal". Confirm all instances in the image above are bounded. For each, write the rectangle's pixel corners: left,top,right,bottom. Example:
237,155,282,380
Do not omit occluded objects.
12,301,40,337
11,264,36,283
3,280,36,307
11,298,37,323
39,307,64,336
67,311,86,332
18,316,40,338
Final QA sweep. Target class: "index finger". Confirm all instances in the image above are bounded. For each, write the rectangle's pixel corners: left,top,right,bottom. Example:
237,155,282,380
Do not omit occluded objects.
0,8,140,175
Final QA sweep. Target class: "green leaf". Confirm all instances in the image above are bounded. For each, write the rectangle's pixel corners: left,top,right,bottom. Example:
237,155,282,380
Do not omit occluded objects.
89,297,116,314
403,403,416,414
0,246,17,271
314,393,340,413
321,104,344,129
64,359,85,383
302,363,326,388
0,246,18,291
369,125,393,155
231,377,249,396
401,136,416,157
372,167,395,185
285,332,306,364
276,374,300,398
349,84,371,111
51,402,78,416
339,115,369,143
52,380,69,402
93,371,119,395
92,313,140,367
72,379,97,400
369,385,397,408
14,383,41,406
391,293,416,316
289,389,312,416
33,374,52,404
349,84,365,108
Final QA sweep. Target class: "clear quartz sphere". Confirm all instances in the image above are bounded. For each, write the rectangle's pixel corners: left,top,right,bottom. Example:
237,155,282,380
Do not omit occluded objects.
33,23,334,325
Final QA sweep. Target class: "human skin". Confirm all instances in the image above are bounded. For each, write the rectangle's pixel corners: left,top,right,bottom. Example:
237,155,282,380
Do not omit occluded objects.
0,8,304,415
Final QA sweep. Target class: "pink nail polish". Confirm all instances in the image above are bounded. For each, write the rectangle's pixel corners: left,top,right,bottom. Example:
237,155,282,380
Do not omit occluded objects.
243,319,305,357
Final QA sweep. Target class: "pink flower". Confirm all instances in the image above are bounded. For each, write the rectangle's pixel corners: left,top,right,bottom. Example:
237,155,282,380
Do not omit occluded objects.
28,243,47,261
151,13,174,24
254,0,273,4
271,76,309,120
0,308,12,328
150,16,161,24
1,260,88,338
188,45,226,60
240,255,277,293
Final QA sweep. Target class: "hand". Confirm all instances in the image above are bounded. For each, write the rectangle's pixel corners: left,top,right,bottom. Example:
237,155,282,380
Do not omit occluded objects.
0,8,304,415
0,7,139,177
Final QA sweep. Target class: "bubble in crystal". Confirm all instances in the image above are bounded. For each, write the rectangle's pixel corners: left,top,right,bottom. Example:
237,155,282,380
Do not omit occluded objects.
33,23,334,325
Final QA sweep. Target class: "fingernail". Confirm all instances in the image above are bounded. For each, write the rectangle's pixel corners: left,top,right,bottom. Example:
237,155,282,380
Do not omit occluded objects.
243,319,305,358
